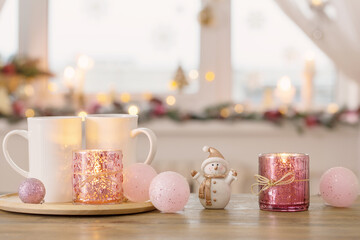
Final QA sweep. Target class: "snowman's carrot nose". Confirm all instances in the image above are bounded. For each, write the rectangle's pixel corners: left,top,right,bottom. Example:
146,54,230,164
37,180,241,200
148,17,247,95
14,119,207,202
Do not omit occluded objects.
214,166,218,170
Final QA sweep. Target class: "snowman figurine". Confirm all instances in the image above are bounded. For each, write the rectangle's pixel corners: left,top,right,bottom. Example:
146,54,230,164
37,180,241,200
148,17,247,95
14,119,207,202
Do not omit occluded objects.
191,146,237,209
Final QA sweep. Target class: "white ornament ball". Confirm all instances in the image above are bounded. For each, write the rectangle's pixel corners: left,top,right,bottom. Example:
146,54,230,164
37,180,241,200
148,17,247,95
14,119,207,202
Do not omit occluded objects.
149,171,190,213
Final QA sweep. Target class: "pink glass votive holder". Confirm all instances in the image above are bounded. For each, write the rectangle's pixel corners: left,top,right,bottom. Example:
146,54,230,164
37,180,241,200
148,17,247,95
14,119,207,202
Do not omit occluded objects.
72,149,123,204
257,153,309,212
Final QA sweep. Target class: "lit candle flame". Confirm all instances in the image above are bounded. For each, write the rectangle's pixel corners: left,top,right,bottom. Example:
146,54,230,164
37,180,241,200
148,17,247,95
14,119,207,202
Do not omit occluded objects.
279,153,289,164
275,76,296,105
278,76,292,91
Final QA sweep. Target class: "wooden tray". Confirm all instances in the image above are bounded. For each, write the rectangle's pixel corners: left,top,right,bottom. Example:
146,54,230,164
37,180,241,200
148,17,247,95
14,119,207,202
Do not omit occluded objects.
0,193,156,216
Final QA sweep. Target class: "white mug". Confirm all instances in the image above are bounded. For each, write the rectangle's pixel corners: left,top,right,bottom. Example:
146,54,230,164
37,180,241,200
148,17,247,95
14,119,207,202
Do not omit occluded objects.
85,114,157,166
2,116,82,202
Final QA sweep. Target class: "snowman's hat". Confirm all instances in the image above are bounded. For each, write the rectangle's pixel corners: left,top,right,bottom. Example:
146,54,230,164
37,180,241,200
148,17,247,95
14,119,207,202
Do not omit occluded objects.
201,146,229,171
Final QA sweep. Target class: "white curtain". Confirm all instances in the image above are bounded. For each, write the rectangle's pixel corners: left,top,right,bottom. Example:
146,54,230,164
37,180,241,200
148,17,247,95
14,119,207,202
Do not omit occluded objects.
0,0,5,13
275,0,360,82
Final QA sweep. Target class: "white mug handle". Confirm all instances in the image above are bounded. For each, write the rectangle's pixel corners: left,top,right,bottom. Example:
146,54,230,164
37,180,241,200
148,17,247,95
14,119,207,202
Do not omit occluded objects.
130,128,157,165
2,130,29,178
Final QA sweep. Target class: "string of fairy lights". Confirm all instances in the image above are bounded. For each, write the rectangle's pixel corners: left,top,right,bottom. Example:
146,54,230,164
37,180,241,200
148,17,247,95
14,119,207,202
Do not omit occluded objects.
35,54,218,120
0,41,355,133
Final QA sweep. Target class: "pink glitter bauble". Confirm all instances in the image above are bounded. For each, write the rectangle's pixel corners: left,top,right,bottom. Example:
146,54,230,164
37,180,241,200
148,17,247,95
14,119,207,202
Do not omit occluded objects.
149,171,190,213
18,178,46,204
319,167,359,207
123,163,157,202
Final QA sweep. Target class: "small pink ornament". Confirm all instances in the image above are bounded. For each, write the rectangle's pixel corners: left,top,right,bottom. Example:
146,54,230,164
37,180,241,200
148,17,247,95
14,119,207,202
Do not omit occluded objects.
18,178,46,204
123,163,157,202
319,167,359,207
149,171,190,213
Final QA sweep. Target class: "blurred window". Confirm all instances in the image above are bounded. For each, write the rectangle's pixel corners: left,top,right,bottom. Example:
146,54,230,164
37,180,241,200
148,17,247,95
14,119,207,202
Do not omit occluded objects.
231,0,336,106
49,0,200,94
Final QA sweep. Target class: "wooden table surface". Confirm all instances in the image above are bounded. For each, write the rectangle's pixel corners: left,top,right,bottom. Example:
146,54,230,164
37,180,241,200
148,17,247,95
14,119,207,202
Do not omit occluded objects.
0,194,359,240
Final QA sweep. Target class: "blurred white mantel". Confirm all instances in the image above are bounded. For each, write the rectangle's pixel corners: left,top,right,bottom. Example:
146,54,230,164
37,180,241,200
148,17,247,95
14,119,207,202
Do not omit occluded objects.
1,119,359,195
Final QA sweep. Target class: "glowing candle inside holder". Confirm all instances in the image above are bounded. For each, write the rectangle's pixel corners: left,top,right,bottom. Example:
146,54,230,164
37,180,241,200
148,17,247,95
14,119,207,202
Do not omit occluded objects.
301,54,316,111
275,76,296,106
255,153,309,212
72,150,123,204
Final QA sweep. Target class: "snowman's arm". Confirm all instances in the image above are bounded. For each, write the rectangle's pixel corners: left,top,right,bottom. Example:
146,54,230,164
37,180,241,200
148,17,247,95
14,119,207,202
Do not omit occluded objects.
225,170,237,185
192,172,205,184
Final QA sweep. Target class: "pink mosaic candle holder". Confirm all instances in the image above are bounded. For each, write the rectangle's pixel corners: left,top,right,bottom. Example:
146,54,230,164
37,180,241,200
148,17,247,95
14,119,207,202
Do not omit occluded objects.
72,149,123,204
258,153,309,212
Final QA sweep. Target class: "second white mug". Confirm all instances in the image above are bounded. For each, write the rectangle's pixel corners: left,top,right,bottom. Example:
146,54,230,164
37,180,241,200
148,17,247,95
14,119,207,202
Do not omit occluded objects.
85,114,157,166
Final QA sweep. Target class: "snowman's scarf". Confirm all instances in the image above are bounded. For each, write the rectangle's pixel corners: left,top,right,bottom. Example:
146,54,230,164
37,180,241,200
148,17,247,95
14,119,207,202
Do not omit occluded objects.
199,174,226,206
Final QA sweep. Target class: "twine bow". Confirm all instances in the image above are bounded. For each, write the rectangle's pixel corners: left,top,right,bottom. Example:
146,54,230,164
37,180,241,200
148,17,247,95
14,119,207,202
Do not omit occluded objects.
251,172,308,195
75,171,122,188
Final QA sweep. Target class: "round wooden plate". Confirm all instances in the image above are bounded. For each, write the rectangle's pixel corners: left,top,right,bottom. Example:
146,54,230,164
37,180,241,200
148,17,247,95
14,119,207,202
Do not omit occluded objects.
0,193,156,216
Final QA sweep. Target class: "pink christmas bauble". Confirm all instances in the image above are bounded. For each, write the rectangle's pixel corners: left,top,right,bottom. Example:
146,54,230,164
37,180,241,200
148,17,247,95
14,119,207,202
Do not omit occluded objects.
319,167,359,207
18,178,46,204
149,171,190,213
123,163,157,202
